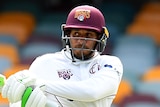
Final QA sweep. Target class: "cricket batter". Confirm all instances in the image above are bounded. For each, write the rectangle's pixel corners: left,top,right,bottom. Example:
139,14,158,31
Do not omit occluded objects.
1,5,123,107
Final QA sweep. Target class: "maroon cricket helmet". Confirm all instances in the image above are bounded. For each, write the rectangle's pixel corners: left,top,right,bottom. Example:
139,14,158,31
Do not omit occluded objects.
64,5,106,33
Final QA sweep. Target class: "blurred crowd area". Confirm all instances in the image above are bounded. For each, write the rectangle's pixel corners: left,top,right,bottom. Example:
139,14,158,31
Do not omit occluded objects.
0,0,160,107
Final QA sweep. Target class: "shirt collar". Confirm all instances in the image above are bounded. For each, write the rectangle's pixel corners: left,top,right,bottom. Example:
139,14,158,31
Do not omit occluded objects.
62,49,100,65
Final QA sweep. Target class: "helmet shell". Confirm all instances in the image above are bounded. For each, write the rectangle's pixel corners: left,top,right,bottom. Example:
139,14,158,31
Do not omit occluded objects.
64,5,106,33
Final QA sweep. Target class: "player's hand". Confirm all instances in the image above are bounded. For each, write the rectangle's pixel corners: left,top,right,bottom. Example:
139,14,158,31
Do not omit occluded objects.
24,87,47,107
1,70,36,103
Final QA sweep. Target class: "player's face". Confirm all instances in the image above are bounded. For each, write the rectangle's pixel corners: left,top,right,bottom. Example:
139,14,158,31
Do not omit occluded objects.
69,29,99,59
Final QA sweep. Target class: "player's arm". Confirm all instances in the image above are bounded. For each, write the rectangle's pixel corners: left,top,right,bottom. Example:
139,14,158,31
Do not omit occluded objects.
44,57,123,102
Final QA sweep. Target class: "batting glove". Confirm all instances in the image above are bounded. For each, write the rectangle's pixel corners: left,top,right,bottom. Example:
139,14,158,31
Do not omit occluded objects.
21,85,60,107
1,70,36,103
24,86,47,107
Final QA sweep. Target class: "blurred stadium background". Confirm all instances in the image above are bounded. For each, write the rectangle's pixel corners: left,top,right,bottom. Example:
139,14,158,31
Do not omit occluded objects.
0,0,160,107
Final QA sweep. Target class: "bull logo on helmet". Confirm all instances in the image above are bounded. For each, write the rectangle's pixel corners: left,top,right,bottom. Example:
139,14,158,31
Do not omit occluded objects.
74,9,90,21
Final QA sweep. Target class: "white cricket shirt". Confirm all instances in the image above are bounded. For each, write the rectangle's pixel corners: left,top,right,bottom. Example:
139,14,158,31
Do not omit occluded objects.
11,49,123,107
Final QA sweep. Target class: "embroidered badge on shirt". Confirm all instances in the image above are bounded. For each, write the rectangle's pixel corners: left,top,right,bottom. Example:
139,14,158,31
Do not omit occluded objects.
58,69,73,80
89,63,101,74
74,9,91,21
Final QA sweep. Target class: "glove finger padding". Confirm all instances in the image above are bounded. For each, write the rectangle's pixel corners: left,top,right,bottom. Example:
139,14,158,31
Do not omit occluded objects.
25,87,46,107
2,70,36,103
12,82,26,102
2,77,11,98
2,75,26,103
13,70,36,86
2,76,16,98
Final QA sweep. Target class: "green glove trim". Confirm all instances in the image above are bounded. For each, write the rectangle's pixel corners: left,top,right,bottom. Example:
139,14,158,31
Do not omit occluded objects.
21,87,33,107
0,76,5,87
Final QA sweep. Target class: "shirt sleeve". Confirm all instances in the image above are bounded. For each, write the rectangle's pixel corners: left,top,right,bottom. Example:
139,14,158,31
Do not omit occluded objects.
44,56,123,102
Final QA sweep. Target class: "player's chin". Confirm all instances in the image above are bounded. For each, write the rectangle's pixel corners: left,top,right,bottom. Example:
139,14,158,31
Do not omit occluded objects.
74,50,90,55
73,50,90,57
